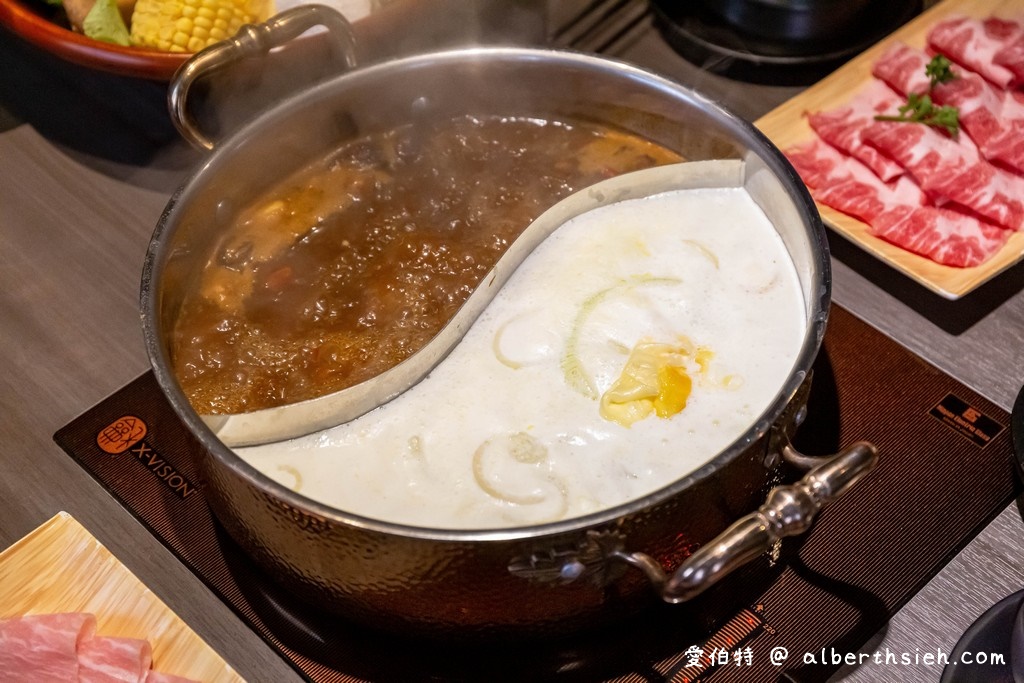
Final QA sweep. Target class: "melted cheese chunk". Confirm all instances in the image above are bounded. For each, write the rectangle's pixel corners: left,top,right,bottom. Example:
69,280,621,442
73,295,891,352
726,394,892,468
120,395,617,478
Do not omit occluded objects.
238,187,807,529
600,341,696,427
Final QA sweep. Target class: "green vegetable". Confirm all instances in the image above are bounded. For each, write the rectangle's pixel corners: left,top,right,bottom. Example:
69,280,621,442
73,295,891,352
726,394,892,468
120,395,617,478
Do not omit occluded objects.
925,54,956,87
875,92,960,137
82,0,130,46
874,55,960,137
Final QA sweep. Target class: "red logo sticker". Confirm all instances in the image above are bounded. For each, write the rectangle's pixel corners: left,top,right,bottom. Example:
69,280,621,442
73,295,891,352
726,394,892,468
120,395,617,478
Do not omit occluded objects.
96,416,147,454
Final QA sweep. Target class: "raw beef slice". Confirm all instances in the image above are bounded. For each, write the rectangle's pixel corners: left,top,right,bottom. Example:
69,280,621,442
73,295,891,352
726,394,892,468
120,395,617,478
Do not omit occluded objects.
78,635,153,683
0,612,97,682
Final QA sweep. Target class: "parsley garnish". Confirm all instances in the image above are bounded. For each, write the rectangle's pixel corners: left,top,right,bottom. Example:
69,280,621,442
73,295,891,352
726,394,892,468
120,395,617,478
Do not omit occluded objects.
874,55,960,136
925,55,956,86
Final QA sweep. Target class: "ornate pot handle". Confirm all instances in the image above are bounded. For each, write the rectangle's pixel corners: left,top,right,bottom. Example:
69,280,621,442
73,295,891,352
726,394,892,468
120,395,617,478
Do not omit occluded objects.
612,441,878,603
168,5,358,150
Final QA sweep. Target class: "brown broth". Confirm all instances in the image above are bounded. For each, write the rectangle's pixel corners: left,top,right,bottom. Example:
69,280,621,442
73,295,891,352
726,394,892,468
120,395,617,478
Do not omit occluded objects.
171,115,682,414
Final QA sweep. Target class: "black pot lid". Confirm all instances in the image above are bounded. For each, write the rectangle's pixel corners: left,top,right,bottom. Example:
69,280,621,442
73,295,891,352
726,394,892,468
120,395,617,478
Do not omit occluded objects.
1013,384,1024,475
940,589,1023,682
649,0,922,85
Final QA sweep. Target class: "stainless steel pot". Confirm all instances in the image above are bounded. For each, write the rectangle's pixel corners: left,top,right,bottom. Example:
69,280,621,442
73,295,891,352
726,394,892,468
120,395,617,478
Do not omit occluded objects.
141,7,877,636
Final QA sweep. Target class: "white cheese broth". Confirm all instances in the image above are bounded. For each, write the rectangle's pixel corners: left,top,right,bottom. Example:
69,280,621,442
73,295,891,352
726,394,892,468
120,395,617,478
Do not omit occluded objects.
237,187,807,529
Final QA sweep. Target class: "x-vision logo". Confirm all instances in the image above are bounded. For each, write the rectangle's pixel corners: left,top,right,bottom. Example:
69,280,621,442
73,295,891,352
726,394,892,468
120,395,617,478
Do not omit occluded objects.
96,416,198,499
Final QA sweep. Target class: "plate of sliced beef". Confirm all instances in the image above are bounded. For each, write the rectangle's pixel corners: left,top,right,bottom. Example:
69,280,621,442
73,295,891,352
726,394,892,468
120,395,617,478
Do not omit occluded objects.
0,512,241,682
757,0,1024,299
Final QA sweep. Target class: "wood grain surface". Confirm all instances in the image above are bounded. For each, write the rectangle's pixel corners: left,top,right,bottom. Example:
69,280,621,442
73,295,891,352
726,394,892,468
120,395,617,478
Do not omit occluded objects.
0,513,243,682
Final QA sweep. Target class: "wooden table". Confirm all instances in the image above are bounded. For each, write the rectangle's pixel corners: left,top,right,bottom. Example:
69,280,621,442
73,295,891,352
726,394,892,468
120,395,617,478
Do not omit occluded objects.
2,5,1023,680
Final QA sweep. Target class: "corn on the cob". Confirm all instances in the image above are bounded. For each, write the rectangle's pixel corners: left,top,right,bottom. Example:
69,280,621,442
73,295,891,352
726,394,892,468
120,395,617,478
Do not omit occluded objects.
129,0,273,53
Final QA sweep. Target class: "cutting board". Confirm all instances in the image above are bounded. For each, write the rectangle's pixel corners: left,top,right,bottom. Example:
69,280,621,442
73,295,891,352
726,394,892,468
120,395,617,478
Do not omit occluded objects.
0,512,244,682
755,0,1024,299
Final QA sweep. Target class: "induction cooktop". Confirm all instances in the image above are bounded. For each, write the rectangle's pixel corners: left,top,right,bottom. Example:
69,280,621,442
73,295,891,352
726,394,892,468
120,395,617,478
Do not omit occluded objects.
55,306,1020,682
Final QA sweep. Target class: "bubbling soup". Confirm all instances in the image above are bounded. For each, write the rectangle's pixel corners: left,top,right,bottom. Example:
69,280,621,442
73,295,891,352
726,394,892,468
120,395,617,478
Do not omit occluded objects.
170,115,683,414
238,186,807,530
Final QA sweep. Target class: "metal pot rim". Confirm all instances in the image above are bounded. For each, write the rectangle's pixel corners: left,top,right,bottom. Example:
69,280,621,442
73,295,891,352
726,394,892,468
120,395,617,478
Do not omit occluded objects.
141,45,830,544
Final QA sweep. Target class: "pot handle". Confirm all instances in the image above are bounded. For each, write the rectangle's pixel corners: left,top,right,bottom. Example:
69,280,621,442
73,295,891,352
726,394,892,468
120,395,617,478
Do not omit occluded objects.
612,441,878,603
168,5,358,151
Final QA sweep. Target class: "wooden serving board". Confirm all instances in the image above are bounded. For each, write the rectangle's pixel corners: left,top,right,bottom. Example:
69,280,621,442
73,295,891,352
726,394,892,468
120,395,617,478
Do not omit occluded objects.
0,512,243,683
755,0,1024,300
